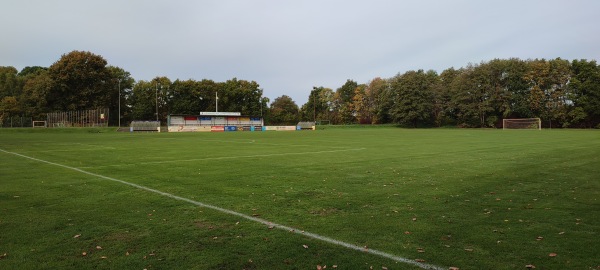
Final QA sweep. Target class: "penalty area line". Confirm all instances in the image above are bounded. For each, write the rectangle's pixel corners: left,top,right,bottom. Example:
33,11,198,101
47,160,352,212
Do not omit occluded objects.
0,148,446,270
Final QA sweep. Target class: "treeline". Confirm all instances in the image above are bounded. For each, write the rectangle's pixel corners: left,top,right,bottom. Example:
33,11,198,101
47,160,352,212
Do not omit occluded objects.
1,51,599,128
300,58,600,128
0,51,268,126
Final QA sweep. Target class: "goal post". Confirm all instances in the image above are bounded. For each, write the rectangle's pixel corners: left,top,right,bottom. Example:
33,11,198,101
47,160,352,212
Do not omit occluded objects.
32,121,47,128
502,118,541,130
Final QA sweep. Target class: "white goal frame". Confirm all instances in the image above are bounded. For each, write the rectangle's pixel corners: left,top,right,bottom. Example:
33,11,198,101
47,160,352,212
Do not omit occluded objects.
502,118,541,130
32,121,47,128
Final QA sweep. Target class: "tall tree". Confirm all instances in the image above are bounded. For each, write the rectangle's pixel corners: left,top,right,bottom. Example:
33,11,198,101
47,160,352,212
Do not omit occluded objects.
352,84,370,124
390,70,437,127
269,95,299,125
130,80,160,121
435,68,460,126
332,79,358,124
0,66,20,98
524,58,571,127
47,50,111,111
218,78,263,115
19,68,52,118
501,58,530,119
569,59,600,127
300,86,334,122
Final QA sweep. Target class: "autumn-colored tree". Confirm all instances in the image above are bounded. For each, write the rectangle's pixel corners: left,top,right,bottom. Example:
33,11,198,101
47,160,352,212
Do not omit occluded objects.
301,86,335,122
47,50,112,111
0,96,20,125
500,58,530,118
524,58,572,127
0,66,20,98
353,84,373,124
331,80,358,124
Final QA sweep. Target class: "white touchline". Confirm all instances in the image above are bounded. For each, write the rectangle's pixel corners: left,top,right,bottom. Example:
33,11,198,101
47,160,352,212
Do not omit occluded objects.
0,148,445,270
79,148,368,169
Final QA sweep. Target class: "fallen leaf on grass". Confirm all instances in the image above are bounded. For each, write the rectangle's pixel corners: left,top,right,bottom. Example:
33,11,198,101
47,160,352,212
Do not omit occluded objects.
332,265,337,268
73,234,81,238
125,251,130,256
96,246,102,250
417,248,425,253
82,252,87,256
0,253,7,259
536,236,543,241
302,245,309,249
382,267,388,270
549,253,557,257
558,231,565,235
525,264,536,269
464,248,473,252
101,256,107,259
404,231,411,235
412,217,417,221
449,267,459,270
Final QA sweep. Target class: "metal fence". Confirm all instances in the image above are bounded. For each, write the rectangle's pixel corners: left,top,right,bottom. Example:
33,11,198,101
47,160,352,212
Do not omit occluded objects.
46,108,109,128
0,116,33,128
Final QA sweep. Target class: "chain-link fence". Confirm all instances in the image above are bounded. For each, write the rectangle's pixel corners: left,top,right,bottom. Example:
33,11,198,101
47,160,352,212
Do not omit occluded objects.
0,116,33,128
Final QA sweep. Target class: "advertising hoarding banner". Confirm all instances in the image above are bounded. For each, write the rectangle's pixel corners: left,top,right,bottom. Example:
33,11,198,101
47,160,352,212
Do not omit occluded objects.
168,126,211,132
211,126,225,132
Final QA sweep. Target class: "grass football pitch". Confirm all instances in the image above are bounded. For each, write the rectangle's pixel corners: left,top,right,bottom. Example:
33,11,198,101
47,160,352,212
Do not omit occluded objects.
0,127,598,269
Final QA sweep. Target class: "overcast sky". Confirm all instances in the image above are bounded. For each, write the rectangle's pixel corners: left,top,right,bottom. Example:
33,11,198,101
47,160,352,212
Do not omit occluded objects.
2,0,599,105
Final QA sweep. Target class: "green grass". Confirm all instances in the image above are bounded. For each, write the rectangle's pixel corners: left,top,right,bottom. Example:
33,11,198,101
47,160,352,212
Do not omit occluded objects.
1,127,598,269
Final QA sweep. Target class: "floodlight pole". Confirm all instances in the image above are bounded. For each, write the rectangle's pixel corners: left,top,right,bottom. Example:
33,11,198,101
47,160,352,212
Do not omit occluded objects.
118,79,121,127
199,96,203,115
156,82,159,122
215,91,218,112
313,93,316,122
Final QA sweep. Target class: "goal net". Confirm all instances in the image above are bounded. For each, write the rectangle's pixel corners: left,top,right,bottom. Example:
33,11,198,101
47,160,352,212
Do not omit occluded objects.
503,118,541,130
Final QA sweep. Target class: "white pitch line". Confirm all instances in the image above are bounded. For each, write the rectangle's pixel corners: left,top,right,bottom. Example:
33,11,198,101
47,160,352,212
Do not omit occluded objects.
0,148,446,270
79,148,367,169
